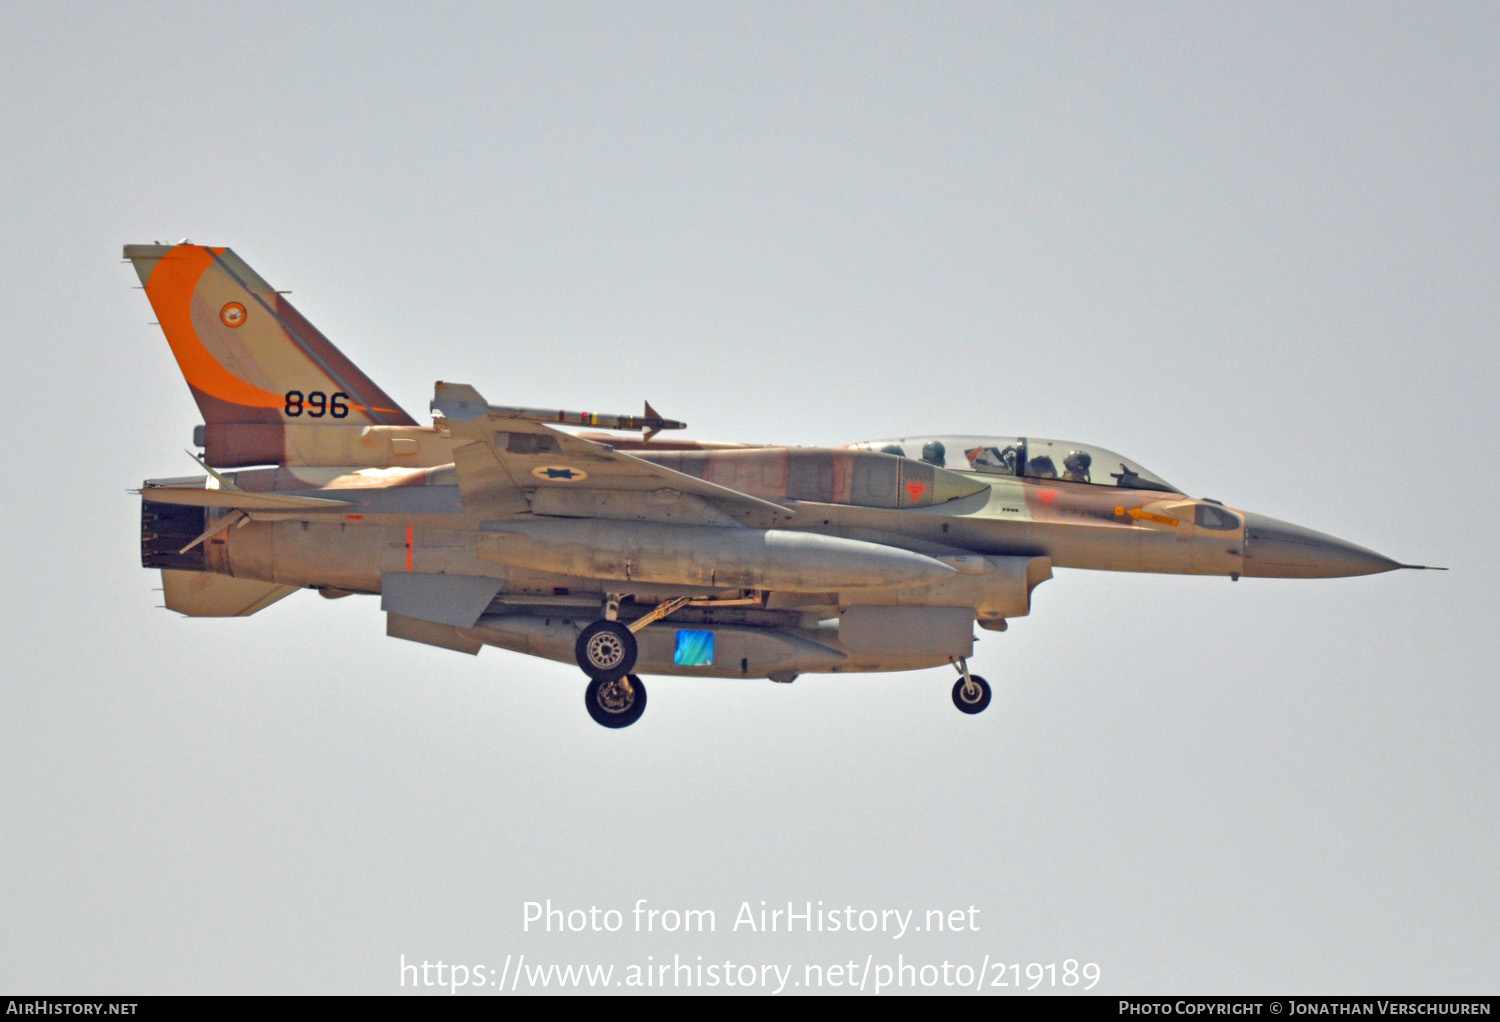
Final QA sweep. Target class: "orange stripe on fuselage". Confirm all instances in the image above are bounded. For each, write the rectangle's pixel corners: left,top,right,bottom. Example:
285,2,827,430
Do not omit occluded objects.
145,245,286,412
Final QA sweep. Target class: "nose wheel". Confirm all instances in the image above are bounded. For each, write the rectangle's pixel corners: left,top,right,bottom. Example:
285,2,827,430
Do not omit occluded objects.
950,658,992,714
586,674,647,728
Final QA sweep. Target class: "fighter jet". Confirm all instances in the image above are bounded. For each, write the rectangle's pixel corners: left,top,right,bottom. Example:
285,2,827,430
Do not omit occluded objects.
130,243,1437,727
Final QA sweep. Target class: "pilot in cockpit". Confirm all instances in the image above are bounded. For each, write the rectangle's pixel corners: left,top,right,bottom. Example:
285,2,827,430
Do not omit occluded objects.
1062,450,1092,483
921,440,946,467
1027,455,1058,479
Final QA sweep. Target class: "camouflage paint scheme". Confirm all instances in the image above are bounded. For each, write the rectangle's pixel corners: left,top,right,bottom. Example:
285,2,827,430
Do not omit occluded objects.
130,244,1426,724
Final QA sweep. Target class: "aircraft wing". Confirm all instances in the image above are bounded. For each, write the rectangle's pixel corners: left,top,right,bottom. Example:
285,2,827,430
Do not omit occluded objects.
435,382,794,525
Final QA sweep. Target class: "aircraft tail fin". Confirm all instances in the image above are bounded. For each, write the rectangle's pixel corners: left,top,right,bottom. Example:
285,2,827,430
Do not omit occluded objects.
125,243,417,440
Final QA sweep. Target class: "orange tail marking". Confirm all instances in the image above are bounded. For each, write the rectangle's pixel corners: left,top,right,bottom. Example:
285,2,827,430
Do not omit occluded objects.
145,246,285,412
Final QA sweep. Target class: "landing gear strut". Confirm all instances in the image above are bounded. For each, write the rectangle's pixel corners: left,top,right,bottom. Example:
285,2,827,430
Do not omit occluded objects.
951,658,992,715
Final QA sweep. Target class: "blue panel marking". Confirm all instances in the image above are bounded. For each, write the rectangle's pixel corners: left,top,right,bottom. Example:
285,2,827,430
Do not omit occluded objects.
673,629,715,666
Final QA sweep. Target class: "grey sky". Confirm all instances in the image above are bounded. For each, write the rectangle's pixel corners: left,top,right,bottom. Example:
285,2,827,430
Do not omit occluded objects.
1,2,1495,994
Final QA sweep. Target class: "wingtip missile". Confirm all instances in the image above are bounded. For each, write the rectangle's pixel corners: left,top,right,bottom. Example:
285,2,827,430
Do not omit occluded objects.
431,382,686,435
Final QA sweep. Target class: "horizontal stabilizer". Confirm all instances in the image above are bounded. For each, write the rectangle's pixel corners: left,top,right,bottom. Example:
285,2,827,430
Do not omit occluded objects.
162,569,298,617
138,486,351,511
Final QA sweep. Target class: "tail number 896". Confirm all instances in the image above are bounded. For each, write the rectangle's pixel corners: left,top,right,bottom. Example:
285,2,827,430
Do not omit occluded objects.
284,391,350,418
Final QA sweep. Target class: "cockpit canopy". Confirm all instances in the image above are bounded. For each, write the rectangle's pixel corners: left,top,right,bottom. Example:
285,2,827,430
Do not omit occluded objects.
846,436,1180,494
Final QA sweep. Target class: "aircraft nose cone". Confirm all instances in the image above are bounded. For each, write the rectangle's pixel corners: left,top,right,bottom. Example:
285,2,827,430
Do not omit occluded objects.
1241,512,1401,579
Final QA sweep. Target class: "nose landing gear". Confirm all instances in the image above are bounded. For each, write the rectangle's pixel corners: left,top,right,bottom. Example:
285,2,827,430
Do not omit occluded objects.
950,658,992,714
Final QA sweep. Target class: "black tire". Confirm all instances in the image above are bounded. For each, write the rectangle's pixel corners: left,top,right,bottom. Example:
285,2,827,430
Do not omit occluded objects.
586,674,647,728
575,620,638,680
952,675,992,714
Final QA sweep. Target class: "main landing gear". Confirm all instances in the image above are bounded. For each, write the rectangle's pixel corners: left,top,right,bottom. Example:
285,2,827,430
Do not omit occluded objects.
586,674,647,728
575,620,637,680
951,658,992,715
574,595,691,728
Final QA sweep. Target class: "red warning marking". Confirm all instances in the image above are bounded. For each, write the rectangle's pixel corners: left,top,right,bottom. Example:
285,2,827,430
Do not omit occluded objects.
405,525,414,572
905,481,927,502
346,514,364,520
1038,489,1057,505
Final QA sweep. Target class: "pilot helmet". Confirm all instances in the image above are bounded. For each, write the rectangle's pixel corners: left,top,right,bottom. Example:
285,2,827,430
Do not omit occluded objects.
921,440,946,466
880,444,905,457
1064,451,1092,474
